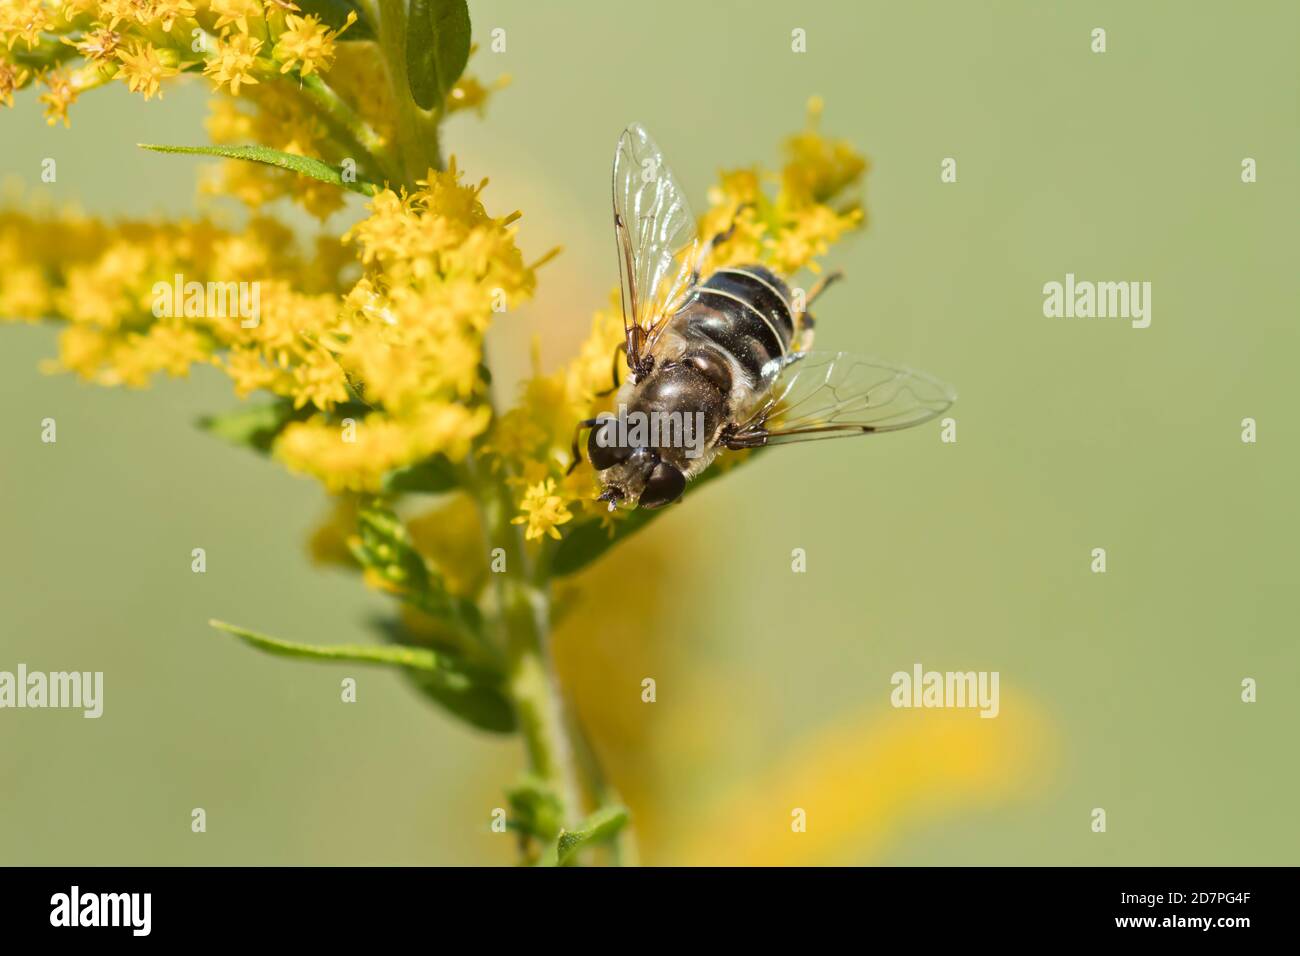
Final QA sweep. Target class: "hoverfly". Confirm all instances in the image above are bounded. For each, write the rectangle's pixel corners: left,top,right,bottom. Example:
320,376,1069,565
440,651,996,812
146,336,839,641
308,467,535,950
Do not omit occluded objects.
572,123,955,510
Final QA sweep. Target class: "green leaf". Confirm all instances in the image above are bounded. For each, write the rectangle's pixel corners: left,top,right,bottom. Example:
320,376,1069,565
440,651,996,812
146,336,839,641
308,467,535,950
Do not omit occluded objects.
405,0,472,111
550,508,655,578
554,805,630,866
381,455,459,494
350,502,489,651
294,0,375,40
405,668,515,732
352,504,432,593
369,617,515,733
197,400,306,454
138,144,381,196
210,619,445,670
213,618,517,733
339,502,507,729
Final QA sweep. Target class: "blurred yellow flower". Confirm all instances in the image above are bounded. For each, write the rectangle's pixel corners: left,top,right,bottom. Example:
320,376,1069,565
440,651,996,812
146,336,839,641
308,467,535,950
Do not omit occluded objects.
275,404,491,493
147,0,195,33
0,59,28,106
209,0,263,34
671,691,1053,865
0,0,52,49
406,492,489,598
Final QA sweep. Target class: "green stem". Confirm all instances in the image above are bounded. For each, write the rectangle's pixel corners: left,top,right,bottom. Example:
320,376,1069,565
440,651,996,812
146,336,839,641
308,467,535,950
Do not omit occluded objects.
371,0,596,851
564,704,638,865
469,459,584,827
296,74,393,181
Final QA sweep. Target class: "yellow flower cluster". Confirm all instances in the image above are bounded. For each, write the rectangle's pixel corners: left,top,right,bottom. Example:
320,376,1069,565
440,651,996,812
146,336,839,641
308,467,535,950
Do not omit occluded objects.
0,160,546,493
1,1,343,119
442,47,511,117
0,207,322,386
0,0,361,221
275,10,352,78
698,97,866,278
497,101,869,541
0,1,505,220
269,161,548,491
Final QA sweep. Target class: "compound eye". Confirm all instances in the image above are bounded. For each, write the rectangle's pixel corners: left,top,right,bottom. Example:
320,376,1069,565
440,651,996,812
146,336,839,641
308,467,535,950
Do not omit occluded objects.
587,418,631,471
638,461,686,509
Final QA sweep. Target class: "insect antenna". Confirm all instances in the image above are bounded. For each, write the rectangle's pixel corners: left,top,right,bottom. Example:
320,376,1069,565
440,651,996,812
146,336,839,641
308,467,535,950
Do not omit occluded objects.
805,270,844,310
793,270,844,349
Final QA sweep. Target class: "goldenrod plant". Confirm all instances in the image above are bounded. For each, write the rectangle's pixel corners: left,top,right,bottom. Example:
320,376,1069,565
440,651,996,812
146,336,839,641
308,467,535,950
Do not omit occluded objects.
0,0,868,864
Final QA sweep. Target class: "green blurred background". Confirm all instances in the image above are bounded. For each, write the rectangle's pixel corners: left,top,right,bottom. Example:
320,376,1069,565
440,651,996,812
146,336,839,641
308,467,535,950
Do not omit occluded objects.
1,0,1296,865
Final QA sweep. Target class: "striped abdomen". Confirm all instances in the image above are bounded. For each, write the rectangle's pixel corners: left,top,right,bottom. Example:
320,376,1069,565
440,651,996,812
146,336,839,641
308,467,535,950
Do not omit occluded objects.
680,265,795,382
597,265,796,504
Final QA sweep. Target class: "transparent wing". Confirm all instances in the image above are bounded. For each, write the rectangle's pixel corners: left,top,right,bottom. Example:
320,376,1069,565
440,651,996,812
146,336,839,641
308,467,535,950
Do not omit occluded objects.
612,124,701,361
726,351,956,448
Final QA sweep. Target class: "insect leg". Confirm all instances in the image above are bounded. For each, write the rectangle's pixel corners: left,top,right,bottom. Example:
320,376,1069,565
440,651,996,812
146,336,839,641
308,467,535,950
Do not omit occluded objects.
595,342,627,397
719,423,767,450
689,201,755,285
565,417,603,475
